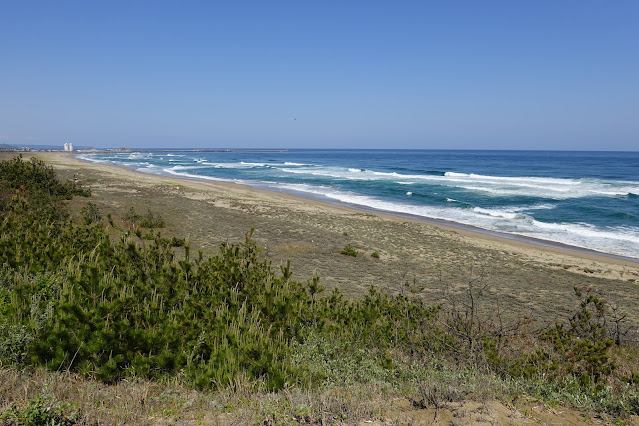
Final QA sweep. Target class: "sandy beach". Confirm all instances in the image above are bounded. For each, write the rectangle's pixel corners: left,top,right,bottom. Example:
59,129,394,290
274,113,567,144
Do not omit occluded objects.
25,151,639,324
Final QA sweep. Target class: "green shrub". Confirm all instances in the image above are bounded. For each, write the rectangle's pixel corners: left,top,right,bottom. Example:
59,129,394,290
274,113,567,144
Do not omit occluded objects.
507,288,615,387
371,251,380,259
290,332,396,387
124,207,165,228
0,323,34,365
0,155,89,205
81,202,101,225
341,244,358,257
1,395,78,426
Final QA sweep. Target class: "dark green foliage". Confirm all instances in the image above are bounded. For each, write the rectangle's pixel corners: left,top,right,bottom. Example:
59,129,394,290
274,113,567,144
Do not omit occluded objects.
0,156,440,390
1,224,309,389
625,371,639,385
340,244,358,257
81,202,101,225
507,288,616,387
0,323,34,365
543,290,615,384
371,251,380,258
0,159,317,389
0,155,89,212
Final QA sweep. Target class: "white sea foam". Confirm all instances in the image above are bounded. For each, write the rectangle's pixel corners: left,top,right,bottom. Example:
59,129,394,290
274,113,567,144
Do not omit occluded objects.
280,167,371,180
444,172,580,185
279,166,638,200
192,161,313,169
592,186,639,196
473,207,526,220
199,162,263,169
124,153,153,160
136,165,161,173
166,165,210,171
526,204,557,210
76,154,111,164
163,168,233,182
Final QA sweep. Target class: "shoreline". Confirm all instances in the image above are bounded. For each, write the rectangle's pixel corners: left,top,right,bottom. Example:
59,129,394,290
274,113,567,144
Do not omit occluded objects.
71,151,639,268
258,183,639,265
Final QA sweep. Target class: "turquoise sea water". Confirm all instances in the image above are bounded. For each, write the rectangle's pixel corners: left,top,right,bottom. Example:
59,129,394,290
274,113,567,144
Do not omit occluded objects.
78,150,639,260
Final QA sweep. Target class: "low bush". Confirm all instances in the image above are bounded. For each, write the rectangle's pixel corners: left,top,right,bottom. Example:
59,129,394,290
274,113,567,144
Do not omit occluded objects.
1,395,78,426
124,207,165,228
341,244,358,257
81,202,102,225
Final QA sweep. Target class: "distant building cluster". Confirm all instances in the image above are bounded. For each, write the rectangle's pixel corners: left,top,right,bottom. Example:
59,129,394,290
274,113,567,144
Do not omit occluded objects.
63,142,74,151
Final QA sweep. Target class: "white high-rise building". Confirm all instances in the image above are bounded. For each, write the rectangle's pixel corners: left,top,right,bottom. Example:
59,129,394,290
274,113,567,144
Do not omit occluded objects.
63,143,73,151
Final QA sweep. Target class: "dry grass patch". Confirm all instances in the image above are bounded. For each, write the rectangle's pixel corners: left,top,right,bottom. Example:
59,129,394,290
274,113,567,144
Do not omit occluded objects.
0,368,221,425
269,242,317,257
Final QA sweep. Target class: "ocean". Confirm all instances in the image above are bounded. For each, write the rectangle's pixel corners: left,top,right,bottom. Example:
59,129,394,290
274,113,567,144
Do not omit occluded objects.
78,149,639,260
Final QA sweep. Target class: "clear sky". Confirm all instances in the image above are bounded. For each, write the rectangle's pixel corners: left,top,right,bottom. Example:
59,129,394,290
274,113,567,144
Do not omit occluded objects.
1,1,638,150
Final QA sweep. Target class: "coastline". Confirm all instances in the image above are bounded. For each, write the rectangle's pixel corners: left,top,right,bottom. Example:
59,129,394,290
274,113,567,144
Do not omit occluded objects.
263,185,639,265
72,149,639,263
22,151,639,321
74,151,638,267
43,151,639,268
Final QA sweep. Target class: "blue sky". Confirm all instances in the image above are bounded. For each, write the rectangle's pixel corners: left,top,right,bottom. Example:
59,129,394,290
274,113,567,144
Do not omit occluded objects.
1,1,638,150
